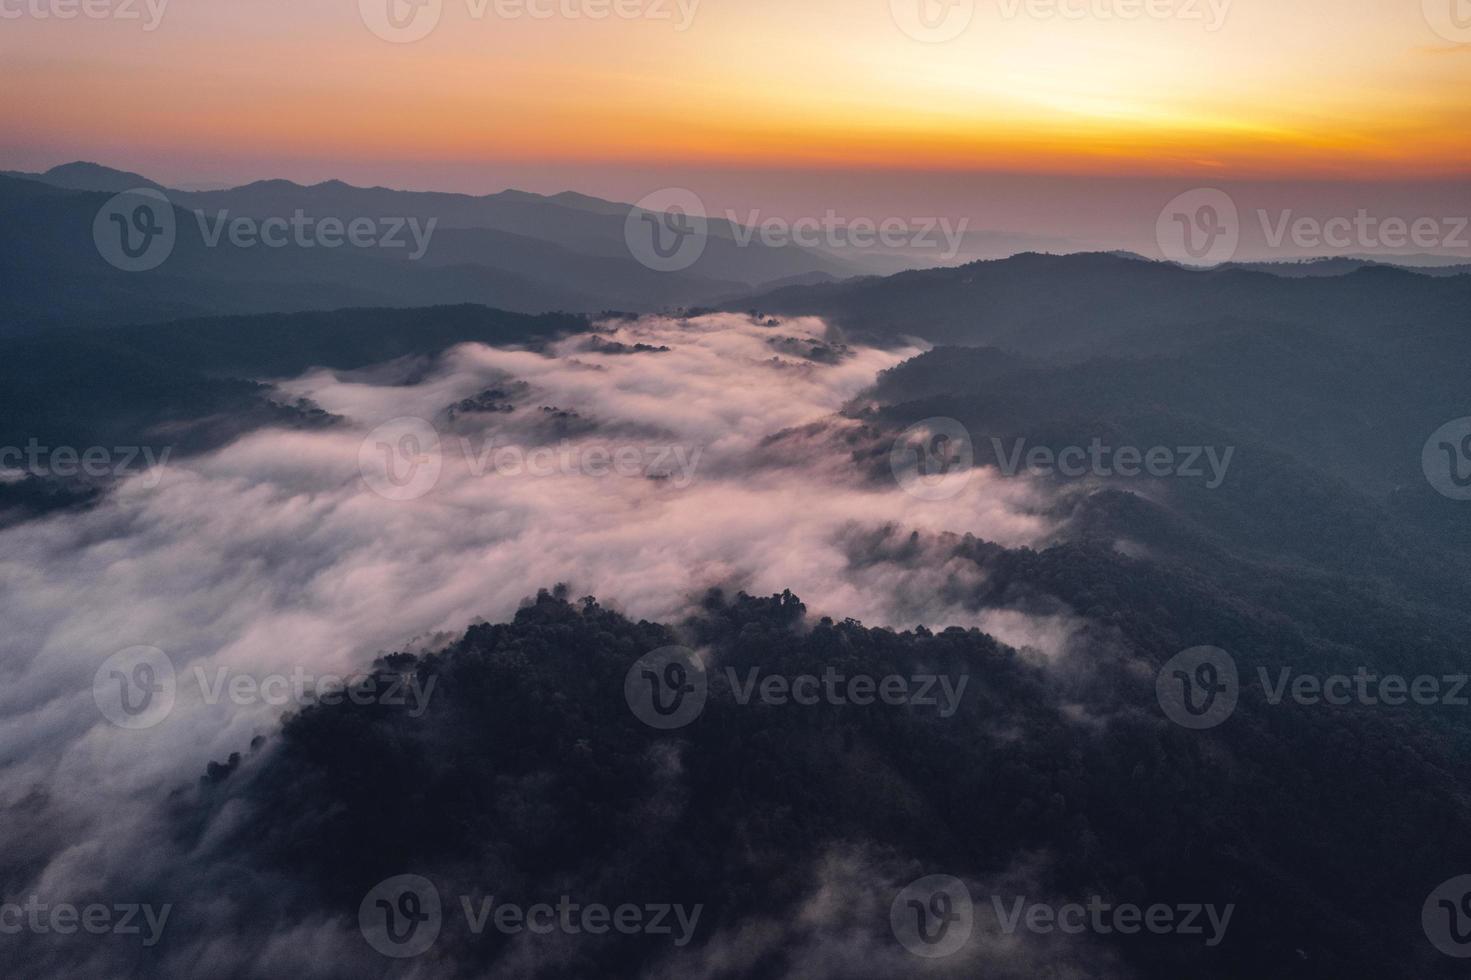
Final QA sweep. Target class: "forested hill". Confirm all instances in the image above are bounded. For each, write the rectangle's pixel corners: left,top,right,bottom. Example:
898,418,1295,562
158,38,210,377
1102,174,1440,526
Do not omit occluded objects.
730,251,1471,355
168,586,1471,979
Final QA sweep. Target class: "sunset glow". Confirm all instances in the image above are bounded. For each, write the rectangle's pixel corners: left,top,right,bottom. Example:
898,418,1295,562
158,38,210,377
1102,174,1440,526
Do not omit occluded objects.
2,0,1468,188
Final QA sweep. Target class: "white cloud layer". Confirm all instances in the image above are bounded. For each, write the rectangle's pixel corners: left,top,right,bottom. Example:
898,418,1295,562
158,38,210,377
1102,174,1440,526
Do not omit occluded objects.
0,313,1064,972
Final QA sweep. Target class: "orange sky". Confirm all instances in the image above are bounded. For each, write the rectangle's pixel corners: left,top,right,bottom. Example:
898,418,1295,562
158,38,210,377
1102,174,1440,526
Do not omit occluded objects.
2,0,1468,187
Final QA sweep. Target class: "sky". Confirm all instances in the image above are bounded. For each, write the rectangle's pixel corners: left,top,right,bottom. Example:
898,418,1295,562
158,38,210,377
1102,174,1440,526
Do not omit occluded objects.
1,0,1468,223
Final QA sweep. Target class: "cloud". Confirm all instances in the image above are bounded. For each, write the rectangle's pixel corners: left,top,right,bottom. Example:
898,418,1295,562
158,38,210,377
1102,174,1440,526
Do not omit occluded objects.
643,847,1127,980
0,312,1068,975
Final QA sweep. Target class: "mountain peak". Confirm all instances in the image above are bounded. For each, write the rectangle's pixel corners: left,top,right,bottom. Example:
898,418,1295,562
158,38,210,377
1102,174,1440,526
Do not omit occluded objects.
40,161,161,192
235,178,308,190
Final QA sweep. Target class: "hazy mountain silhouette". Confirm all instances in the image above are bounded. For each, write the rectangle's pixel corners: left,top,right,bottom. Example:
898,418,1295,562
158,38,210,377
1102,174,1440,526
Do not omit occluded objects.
732,250,1471,354
1221,256,1471,277
0,164,887,335
2,160,165,192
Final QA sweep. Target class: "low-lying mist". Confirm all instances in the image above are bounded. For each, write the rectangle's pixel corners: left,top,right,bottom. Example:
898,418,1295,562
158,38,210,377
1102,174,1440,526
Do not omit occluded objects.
0,312,1073,975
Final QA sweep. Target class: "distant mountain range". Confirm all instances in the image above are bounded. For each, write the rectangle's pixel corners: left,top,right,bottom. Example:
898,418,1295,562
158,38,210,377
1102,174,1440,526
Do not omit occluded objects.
730,250,1471,355
4,162,1464,338
0,163,878,335
1221,256,1471,277
6,248,1467,510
